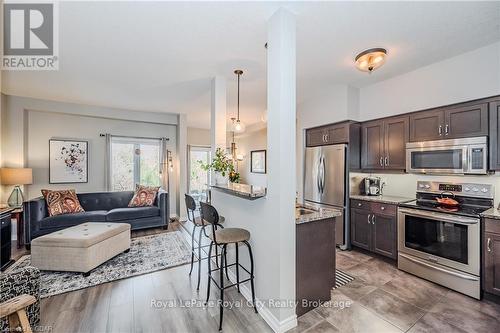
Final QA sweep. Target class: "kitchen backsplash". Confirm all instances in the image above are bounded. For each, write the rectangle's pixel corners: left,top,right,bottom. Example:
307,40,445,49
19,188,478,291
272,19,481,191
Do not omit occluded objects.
350,172,500,206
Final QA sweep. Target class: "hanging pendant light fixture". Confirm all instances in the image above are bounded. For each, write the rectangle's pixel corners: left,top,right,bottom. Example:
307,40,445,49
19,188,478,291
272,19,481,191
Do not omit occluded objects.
233,69,246,133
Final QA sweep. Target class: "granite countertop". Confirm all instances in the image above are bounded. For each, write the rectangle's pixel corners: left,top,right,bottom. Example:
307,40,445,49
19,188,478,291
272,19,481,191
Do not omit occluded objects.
481,207,500,220
296,204,342,224
210,183,266,200
350,194,415,205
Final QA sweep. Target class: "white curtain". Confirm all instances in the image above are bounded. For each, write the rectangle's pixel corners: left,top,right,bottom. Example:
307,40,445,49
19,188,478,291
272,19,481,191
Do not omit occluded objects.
104,133,112,191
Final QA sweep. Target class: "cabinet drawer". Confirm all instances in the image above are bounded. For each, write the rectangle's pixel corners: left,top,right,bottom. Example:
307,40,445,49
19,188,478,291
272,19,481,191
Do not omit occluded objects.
351,200,370,210
371,203,397,216
484,218,500,235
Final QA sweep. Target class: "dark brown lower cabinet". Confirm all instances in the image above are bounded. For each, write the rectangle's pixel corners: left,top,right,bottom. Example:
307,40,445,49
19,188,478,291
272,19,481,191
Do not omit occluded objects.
351,208,371,250
350,200,397,260
296,217,336,316
372,213,397,259
483,218,500,296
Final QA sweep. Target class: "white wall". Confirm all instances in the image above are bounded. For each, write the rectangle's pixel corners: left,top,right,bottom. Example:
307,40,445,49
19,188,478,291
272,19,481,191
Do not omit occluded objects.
359,42,500,120
1,94,181,215
235,128,267,187
350,41,500,206
187,127,210,146
297,42,500,204
25,110,178,213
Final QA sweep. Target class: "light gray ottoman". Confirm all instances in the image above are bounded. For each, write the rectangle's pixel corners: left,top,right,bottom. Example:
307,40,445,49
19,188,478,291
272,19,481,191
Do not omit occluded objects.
31,222,131,276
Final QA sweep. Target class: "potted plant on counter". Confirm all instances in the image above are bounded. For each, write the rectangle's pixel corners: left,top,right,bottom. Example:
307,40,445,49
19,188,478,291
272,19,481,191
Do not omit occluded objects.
200,148,240,185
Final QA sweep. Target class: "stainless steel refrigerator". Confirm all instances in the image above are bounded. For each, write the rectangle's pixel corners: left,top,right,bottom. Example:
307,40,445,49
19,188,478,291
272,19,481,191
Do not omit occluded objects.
304,144,349,249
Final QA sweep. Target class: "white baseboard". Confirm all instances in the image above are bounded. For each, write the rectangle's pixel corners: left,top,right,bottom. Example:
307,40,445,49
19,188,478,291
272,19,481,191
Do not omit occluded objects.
179,222,297,333
226,268,297,333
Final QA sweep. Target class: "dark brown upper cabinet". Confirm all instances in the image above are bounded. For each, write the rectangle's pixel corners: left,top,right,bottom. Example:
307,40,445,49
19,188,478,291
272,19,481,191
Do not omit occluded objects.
409,109,444,142
305,121,352,147
361,116,408,171
445,103,488,138
361,120,384,169
489,100,500,170
410,102,488,142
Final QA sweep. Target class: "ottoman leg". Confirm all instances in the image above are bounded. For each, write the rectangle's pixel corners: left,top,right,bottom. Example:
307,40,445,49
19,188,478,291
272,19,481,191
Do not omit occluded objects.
83,271,91,277
124,248,130,253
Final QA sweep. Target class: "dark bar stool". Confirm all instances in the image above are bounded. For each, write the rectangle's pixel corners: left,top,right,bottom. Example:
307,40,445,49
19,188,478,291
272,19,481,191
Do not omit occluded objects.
185,194,226,290
200,202,257,331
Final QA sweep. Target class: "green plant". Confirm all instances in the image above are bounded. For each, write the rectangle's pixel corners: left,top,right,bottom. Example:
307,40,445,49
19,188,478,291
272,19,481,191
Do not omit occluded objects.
199,148,234,177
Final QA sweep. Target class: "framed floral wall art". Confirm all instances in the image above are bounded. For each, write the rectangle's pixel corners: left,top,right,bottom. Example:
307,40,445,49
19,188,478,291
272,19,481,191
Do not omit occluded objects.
250,150,266,174
49,139,88,183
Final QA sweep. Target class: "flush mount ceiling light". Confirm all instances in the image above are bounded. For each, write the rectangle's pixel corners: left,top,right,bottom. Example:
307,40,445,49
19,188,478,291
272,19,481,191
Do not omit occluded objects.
355,48,387,73
232,69,246,133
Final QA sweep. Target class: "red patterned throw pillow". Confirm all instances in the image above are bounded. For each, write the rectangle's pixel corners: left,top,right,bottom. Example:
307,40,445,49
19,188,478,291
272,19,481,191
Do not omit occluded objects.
128,184,160,207
41,189,85,217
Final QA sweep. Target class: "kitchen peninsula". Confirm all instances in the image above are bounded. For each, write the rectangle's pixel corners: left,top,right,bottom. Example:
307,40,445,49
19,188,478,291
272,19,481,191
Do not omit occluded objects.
296,204,340,316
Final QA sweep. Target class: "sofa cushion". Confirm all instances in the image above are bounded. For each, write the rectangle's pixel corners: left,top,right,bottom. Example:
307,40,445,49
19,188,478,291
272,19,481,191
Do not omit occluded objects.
78,191,135,211
128,185,160,207
39,210,107,230
106,207,160,222
41,189,85,216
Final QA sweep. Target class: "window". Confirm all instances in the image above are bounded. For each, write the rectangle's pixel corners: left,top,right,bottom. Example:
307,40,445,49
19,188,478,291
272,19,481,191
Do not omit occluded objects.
111,137,161,191
188,146,211,202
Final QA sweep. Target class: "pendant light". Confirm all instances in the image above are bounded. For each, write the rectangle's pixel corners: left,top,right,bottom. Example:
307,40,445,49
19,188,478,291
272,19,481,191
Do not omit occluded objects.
233,69,246,133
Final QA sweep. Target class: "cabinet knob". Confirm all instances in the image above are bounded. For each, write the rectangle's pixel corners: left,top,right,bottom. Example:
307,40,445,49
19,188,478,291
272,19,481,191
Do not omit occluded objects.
381,206,385,210
358,203,362,207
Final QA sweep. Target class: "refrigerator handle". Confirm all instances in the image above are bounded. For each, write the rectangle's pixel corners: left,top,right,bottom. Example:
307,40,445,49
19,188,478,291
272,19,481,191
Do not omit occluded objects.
320,155,326,193
317,156,322,194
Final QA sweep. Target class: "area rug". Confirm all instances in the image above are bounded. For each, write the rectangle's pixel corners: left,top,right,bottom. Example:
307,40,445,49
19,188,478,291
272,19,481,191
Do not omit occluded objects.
8,231,192,298
334,269,355,289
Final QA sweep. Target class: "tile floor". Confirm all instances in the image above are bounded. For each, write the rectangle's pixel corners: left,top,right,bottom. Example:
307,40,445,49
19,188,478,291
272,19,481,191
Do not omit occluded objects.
292,248,500,333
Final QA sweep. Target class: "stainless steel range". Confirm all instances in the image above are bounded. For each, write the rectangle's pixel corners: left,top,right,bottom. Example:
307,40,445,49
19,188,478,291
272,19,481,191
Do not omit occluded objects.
398,181,494,299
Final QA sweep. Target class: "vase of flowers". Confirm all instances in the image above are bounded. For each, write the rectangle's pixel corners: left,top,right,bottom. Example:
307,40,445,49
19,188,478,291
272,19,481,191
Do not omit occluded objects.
200,148,240,185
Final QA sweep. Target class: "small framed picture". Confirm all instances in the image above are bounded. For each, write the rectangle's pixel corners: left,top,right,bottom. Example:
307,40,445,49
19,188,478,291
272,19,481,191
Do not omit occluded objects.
250,150,266,174
49,139,89,183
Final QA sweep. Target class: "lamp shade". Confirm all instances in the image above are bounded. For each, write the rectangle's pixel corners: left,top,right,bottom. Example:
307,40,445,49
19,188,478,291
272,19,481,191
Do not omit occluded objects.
0,168,33,185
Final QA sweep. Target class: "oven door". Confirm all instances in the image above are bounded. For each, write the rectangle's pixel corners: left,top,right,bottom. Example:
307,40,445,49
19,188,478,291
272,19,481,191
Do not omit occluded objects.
398,208,479,275
406,145,467,174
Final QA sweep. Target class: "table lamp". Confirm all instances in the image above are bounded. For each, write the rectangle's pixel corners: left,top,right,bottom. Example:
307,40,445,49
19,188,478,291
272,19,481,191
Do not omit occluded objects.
0,168,33,207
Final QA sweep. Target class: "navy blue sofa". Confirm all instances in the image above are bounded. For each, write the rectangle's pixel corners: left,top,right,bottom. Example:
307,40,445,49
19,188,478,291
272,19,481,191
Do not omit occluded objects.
23,190,169,247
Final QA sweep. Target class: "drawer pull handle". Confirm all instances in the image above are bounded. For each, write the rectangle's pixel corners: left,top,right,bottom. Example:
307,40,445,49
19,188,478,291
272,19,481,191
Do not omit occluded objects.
367,214,371,224
487,238,492,252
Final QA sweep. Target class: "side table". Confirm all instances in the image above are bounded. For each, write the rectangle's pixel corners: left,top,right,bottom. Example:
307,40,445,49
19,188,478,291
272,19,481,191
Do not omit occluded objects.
11,209,24,249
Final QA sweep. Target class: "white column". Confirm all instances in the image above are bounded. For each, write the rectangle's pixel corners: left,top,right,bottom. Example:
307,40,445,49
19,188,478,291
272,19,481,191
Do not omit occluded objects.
210,76,227,181
177,113,188,220
267,7,297,327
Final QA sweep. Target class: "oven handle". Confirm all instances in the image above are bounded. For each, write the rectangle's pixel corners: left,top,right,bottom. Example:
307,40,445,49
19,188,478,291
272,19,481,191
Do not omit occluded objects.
399,208,479,225
399,253,479,281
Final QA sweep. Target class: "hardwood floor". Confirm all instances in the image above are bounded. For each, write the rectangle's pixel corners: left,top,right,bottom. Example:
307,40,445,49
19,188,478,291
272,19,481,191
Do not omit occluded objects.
38,223,272,333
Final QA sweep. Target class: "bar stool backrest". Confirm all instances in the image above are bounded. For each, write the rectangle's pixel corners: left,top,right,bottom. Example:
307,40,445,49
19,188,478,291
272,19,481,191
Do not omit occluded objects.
199,201,220,243
184,194,197,223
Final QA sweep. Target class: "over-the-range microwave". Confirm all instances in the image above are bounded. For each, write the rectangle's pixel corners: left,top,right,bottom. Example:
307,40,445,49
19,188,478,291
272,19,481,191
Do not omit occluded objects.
406,137,488,175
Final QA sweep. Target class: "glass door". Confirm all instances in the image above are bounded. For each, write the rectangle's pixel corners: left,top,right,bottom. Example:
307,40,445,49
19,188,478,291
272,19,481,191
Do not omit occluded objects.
188,145,211,203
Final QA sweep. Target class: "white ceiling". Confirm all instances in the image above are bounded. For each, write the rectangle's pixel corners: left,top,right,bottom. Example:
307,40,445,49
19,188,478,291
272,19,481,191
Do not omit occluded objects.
2,1,499,129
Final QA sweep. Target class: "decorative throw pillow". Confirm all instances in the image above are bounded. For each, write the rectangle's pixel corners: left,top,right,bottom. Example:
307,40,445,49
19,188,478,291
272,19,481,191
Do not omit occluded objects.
41,189,85,217
128,184,160,207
